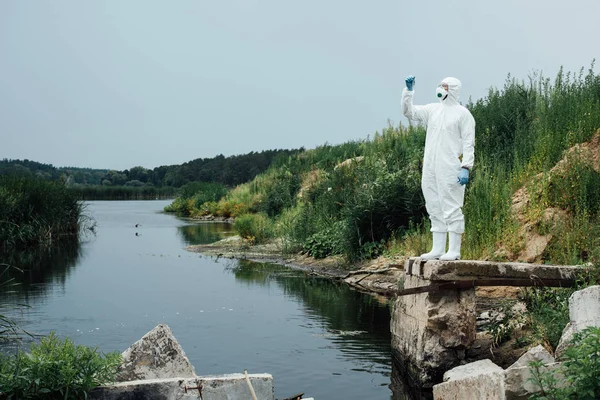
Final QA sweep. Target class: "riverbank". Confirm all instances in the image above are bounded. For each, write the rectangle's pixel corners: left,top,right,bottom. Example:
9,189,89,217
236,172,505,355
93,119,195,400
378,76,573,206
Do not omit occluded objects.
185,236,404,296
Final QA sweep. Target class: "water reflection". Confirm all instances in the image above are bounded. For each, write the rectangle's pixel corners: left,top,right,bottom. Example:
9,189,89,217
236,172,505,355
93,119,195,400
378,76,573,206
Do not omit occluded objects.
390,358,433,400
0,202,427,399
228,260,392,377
0,243,82,301
176,222,235,245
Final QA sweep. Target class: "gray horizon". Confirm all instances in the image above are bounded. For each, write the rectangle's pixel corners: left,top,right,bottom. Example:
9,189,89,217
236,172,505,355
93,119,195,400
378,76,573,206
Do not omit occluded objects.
1,0,598,170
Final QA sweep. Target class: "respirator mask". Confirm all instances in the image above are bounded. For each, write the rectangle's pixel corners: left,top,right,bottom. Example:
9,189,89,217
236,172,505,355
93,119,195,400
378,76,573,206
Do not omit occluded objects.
436,85,448,101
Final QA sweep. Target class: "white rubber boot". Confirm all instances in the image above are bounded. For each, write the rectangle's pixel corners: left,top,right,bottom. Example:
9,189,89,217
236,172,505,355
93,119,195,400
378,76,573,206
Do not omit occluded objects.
440,232,462,260
420,232,447,260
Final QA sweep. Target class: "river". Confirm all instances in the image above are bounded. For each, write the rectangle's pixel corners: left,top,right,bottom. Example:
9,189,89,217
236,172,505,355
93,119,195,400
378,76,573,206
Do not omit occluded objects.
0,200,407,399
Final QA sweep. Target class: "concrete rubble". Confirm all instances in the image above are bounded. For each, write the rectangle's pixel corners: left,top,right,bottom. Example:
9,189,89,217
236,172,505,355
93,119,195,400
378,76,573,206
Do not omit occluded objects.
115,324,196,382
431,285,600,399
92,324,275,400
433,360,505,400
391,257,580,388
91,374,274,400
432,349,559,400
555,285,600,358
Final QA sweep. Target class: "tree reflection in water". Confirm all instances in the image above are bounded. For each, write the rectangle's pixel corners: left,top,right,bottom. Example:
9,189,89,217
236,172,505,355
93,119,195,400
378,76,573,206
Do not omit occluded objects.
227,260,392,375
176,222,235,246
0,243,82,301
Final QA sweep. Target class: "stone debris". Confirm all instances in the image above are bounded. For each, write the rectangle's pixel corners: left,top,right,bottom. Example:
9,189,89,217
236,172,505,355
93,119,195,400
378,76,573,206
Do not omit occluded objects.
432,286,600,399
442,359,503,382
433,359,505,400
507,345,554,370
91,374,275,400
115,324,196,382
555,285,600,358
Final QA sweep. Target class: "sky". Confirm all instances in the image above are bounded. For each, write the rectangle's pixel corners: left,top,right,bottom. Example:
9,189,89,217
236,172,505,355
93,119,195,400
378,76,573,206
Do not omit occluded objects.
1,0,598,171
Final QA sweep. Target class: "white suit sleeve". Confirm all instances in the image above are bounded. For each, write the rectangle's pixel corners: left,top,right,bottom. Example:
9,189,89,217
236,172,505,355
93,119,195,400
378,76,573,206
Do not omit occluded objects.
402,88,430,124
460,111,476,169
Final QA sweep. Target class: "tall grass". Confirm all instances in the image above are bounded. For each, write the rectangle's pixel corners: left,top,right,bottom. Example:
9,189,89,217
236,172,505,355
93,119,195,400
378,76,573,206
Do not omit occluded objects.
0,175,90,250
462,63,600,260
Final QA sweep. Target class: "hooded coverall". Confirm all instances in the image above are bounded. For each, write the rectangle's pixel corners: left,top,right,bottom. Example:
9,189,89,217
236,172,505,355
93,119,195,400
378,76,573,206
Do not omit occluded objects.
401,77,475,233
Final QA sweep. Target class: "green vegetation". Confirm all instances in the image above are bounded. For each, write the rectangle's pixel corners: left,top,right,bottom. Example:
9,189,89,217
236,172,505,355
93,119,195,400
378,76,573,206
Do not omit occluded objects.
0,175,89,250
0,333,121,399
529,327,600,399
0,265,25,343
521,287,573,349
164,182,229,216
233,213,273,245
174,64,600,264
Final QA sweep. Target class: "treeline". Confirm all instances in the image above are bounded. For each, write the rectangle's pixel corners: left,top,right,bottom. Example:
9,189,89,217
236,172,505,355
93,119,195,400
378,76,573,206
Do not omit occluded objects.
77,185,177,200
0,148,303,190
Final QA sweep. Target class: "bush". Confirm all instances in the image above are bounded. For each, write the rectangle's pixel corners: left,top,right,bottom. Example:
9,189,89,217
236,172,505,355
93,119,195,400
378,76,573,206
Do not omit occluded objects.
548,157,600,217
233,213,273,244
529,326,600,399
255,168,301,217
522,287,573,349
303,221,346,259
164,182,229,216
0,332,122,399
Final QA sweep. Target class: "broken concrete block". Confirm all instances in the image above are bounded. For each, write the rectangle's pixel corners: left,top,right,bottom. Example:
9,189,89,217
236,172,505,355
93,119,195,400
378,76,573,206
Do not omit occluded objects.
434,360,505,400
556,285,600,359
115,324,196,382
504,362,563,400
91,374,275,400
442,359,503,382
568,285,600,325
507,345,554,370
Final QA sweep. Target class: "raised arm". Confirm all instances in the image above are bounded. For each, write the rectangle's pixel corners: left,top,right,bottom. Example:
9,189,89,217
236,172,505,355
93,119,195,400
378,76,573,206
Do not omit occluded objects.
402,76,430,124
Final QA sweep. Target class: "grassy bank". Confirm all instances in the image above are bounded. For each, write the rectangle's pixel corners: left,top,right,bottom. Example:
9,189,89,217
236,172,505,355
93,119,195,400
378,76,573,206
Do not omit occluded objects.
171,64,600,265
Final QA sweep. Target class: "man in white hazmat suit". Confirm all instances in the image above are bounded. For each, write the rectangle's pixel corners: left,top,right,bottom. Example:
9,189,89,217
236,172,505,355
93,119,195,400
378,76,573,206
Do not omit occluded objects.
402,75,475,260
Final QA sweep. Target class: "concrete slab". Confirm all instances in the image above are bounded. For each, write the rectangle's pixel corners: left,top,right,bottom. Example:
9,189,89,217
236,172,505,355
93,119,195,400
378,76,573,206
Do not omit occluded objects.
116,324,196,382
556,285,600,358
423,259,579,282
433,360,504,400
443,359,503,382
91,373,274,400
507,345,554,370
504,363,563,400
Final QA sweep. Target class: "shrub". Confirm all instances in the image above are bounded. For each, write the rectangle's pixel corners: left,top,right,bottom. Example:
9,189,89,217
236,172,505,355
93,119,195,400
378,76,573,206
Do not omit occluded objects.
303,221,346,259
164,182,228,216
233,213,273,244
529,326,600,399
547,157,600,217
522,287,572,349
0,333,122,399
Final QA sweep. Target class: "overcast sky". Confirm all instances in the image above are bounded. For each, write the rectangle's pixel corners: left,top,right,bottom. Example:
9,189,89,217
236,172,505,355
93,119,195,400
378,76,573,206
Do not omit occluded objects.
1,1,598,170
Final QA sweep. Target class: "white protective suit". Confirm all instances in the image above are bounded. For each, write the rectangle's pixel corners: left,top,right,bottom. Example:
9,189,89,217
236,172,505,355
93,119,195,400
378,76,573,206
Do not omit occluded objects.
402,77,475,233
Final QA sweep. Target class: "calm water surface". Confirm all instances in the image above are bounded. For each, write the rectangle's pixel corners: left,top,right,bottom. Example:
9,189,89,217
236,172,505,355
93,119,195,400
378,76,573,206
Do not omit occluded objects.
1,201,398,399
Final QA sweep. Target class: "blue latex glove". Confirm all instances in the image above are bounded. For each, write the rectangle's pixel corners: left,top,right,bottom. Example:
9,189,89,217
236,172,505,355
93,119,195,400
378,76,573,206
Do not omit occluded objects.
458,168,469,185
405,75,415,91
